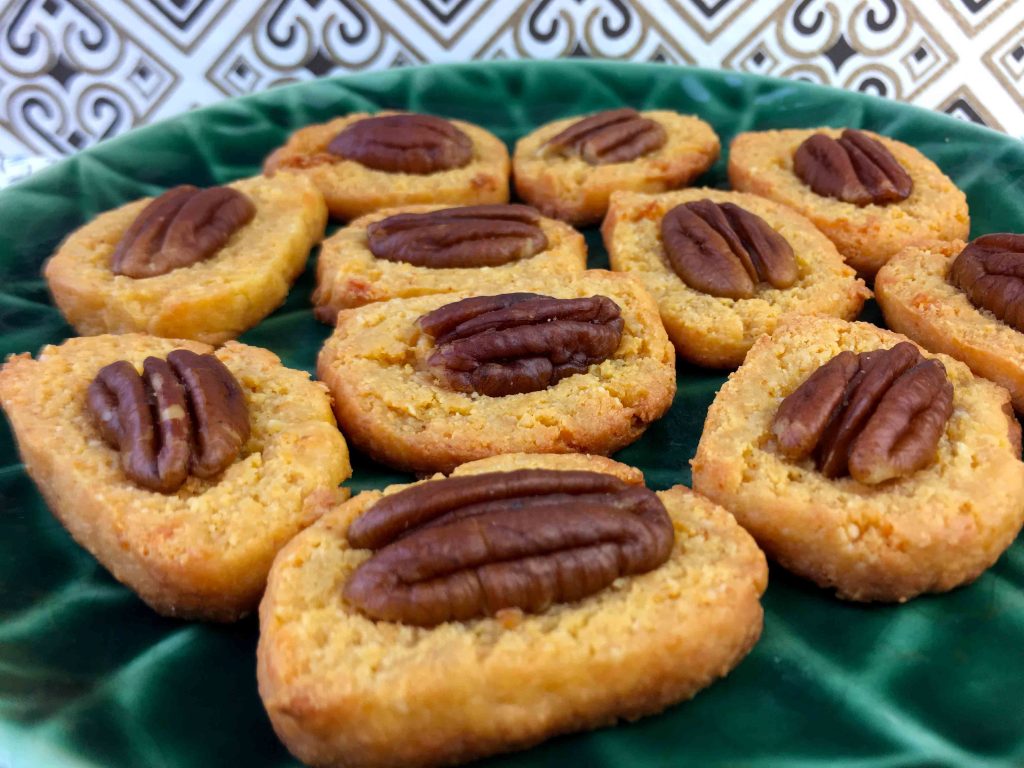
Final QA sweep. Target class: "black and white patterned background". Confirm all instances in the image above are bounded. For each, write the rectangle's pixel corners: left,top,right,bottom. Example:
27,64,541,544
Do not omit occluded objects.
1,0,1023,187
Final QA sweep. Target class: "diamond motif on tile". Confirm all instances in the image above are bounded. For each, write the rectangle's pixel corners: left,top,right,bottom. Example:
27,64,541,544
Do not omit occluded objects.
824,34,857,72
939,85,1002,130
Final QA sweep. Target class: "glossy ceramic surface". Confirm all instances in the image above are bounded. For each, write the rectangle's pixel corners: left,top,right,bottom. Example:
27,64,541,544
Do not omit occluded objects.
1,61,1022,768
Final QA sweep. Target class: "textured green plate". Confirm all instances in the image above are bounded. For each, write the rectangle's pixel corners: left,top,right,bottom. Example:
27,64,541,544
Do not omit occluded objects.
1,61,1023,768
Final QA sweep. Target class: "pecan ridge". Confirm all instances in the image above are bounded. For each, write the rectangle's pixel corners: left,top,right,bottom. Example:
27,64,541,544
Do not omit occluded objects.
793,129,912,206
949,233,1024,333
418,293,624,397
543,108,667,165
366,205,549,268
328,113,473,174
661,199,798,299
771,341,953,484
343,468,675,626
87,349,250,493
111,185,256,279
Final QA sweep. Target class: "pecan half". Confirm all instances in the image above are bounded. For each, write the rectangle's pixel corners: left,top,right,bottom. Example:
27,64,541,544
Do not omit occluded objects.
793,129,913,206
366,205,548,268
542,108,667,165
327,113,473,174
418,293,624,397
343,468,674,626
87,349,250,493
949,233,1024,333
111,185,256,279
771,342,953,484
661,199,798,299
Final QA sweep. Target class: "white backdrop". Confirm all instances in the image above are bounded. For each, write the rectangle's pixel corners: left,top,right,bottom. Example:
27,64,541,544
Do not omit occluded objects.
1,0,1023,186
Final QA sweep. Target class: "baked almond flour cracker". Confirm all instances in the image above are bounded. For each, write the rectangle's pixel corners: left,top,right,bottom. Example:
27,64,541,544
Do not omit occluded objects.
44,173,327,345
317,270,676,473
876,238,1024,412
0,335,351,621
603,188,869,368
513,109,719,226
258,452,767,768
692,316,1024,603
312,203,587,319
728,128,968,276
264,112,510,220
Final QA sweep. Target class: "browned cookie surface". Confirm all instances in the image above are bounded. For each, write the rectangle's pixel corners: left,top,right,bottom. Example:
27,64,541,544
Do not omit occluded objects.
317,271,675,473
265,111,510,220
313,203,586,319
258,452,767,768
728,128,967,276
692,316,1024,603
603,188,868,368
0,334,351,621
514,110,719,226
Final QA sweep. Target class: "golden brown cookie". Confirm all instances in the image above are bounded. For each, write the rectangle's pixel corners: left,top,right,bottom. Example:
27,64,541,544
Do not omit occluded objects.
44,173,327,345
317,271,676,473
876,238,1024,412
313,203,587,321
264,112,510,220
258,452,767,768
513,109,720,226
692,316,1024,602
728,128,968,276
0,334,351,621
603,188,869,368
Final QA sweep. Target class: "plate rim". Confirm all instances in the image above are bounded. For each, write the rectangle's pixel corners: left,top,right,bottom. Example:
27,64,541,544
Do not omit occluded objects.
1,59,1014,203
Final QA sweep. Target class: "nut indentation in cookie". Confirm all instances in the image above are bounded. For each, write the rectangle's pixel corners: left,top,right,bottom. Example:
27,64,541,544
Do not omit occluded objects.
343,468,674,626
949,233,1024,333
793,129,912,206
771,342,953,485
111,185,256,279
542,108,667,165
366,204,548,268
327,113,473,174
660,199,798,299
87,350,250,493
418,293,624,397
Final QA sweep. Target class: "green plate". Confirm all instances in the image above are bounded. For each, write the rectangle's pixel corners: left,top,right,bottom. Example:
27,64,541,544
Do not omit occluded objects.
1,61,1023,768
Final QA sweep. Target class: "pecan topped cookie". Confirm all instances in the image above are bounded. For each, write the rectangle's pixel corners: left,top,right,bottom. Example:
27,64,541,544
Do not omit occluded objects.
313,203,586,320
876,236,1024,413
729,128,968,276
44,173,327,344
264,111,510,220
317,271,675,473
603,188,868,368
693,316,1024,603
514,108,719,226
258,452,767,768
0,334,351,621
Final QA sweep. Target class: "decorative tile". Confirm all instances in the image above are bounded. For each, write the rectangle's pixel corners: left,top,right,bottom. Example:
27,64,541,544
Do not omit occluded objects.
205,0,424,97
0,0,178,157
723,2,956,100
2,0,1023,187
940,84,1003,130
